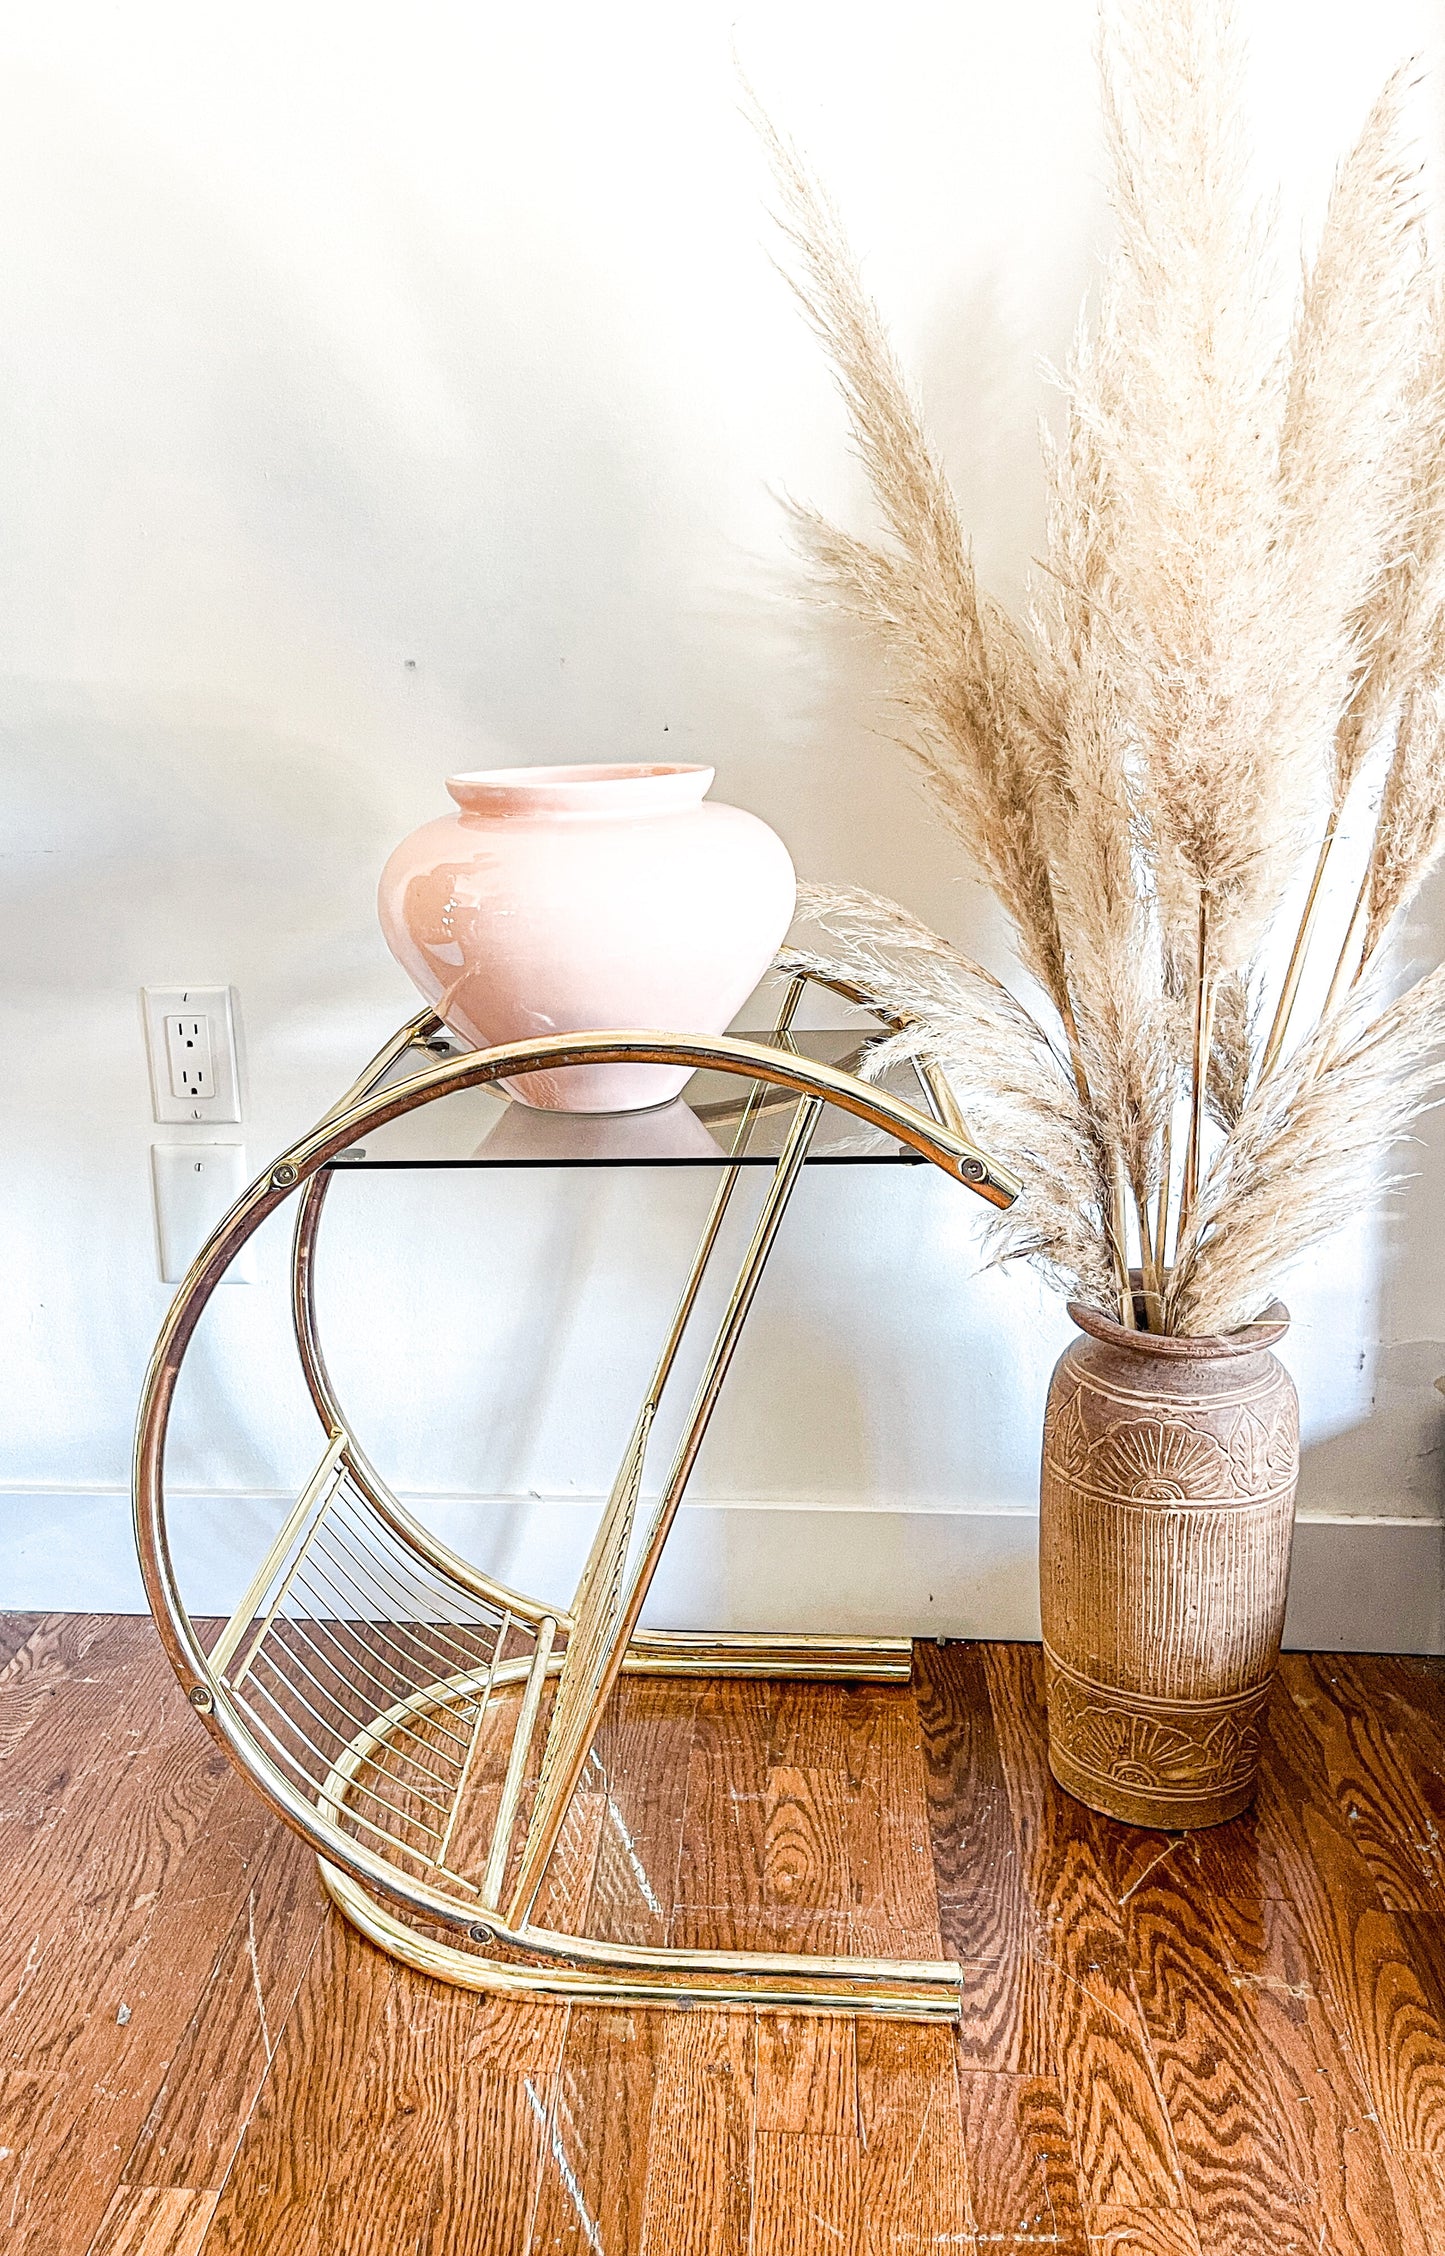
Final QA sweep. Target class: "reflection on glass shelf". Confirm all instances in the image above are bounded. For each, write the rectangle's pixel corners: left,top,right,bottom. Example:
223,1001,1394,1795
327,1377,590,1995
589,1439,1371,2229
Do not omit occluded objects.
328,1028,935,1169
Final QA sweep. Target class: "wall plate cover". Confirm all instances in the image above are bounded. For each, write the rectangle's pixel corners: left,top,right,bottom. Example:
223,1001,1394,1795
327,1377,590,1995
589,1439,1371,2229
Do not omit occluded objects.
142,986,242,1122
151,1143,256,1283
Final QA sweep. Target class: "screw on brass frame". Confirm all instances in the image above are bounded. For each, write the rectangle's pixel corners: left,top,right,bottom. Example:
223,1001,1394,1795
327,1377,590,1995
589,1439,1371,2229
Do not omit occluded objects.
272,1162,299,1187
188,1684,214,1712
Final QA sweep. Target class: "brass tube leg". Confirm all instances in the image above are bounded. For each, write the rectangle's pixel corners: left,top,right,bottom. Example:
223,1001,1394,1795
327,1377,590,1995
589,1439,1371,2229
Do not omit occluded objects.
568,976,807,1610
507,1093,824,1927
479,1616,557,1908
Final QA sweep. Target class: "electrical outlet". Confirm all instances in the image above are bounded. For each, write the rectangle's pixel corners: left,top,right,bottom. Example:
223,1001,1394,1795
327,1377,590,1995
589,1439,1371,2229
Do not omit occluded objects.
142,987,241,1122
165,1014,215,1102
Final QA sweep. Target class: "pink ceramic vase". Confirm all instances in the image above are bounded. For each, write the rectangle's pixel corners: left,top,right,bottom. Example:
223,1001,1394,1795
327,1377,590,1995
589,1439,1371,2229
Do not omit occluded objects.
377,762,796,1111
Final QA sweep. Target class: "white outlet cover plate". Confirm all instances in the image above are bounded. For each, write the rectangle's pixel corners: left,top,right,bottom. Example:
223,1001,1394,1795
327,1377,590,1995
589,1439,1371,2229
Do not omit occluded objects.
151,1143,256,1283
142,986,241,1122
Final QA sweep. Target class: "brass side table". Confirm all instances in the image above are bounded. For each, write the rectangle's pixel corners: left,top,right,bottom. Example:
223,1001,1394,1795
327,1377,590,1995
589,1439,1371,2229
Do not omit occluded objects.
133,986,1016,2018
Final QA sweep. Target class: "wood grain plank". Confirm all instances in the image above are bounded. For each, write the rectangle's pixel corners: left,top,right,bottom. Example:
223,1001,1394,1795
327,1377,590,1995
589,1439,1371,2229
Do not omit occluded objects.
1084,2210,1204,2254
0,1614,120,1773
915,1642,1031,1949
766,1680,884,1787
1087,1822,1190,1913
1250,1702,1445,2158
530,1779,607,1935
1396,1906,1445,2024
668,1902,853,1953
1121,1860,1326,2252
196,1912,397,2255
1282,1655,1445,1908
13,1626,1445,2256
1181,1806,1289,1903
587,1680,700,1945
0,1611,143,1686
983,1647,1185,2213
5,2072,180,2256
855,2018,974,2253
1038,1953,1185,2222
752,2132,861,2256
0,1619,198,1845
87,2186,217,2256
951,1948,1049,2081
1362,1655,1445,1777
1383,2148,1445,2256
0,1612,48,1675
0,2067,70,2248
0,1719,231,2075
848,1687,945,1960
203,1915,567,2256
1205,1893,1417,2255
1339,1658,1445,1874
766,1766,852,1921
306,1969,524,2256
673,1681,853,1953
1253,1667,1393,1915
119,1811,326,2192
0,1627,264,2254
958,2073,1086,2250
530,2008,662,2256
674,1683,770,1927
755,2011,855,2135
926,1644,1051,2073
419,1996,569,2256
0,1733,261,2251
11,1752,277,2158
637,2009,755,2256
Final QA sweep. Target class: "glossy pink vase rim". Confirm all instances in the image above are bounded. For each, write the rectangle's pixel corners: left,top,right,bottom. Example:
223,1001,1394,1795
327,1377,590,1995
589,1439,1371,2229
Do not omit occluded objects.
446,763,715,818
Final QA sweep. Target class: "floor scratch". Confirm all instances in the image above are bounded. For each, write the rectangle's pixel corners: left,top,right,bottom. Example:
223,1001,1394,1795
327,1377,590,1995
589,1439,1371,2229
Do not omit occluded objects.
1028,1944,1136,2036
525,2076,603,2255
246,1891,273,2064
606,1795,663,1918
1117,1837,1183,1907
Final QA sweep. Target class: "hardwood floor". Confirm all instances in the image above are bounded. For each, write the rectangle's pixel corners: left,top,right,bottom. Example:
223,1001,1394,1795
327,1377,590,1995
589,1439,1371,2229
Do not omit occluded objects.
4,1615,1445,2252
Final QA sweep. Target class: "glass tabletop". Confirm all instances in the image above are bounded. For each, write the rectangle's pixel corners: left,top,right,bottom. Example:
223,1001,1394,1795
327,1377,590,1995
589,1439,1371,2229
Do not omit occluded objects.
327,1028,937,1169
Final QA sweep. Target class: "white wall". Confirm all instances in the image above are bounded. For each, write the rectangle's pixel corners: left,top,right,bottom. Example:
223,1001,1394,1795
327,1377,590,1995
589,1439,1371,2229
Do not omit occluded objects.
3,0,1444,1645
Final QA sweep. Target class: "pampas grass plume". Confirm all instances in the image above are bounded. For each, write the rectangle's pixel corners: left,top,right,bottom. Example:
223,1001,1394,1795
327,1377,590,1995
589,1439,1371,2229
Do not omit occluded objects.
760,0,1445,1334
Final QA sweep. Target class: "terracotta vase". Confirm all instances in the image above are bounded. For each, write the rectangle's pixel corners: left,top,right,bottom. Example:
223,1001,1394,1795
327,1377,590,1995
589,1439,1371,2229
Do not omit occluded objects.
377,763,796,1112
1039,1295,1298,1829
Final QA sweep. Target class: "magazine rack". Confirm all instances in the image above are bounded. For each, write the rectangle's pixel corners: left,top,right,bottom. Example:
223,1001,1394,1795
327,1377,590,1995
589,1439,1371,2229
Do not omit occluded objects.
133,979,1017,2017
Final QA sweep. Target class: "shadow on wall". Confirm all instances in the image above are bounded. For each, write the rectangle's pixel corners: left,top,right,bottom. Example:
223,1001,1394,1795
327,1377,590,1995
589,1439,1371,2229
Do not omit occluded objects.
1295,1025,1445,1525
1,687,403,1483
915,269,1057,618
1,691,395,1000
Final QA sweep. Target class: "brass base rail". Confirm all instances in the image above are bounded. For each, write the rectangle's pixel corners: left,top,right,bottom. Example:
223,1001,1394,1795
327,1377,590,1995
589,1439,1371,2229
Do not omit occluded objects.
319,1863,963,2018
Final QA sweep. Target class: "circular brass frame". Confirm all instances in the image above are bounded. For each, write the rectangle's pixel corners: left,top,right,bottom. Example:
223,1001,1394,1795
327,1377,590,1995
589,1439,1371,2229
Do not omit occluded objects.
132,1020,1014,2013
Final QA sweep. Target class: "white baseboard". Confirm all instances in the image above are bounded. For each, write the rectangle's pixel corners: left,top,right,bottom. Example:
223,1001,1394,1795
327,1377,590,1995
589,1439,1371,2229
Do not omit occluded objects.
2,1488,1440,1654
